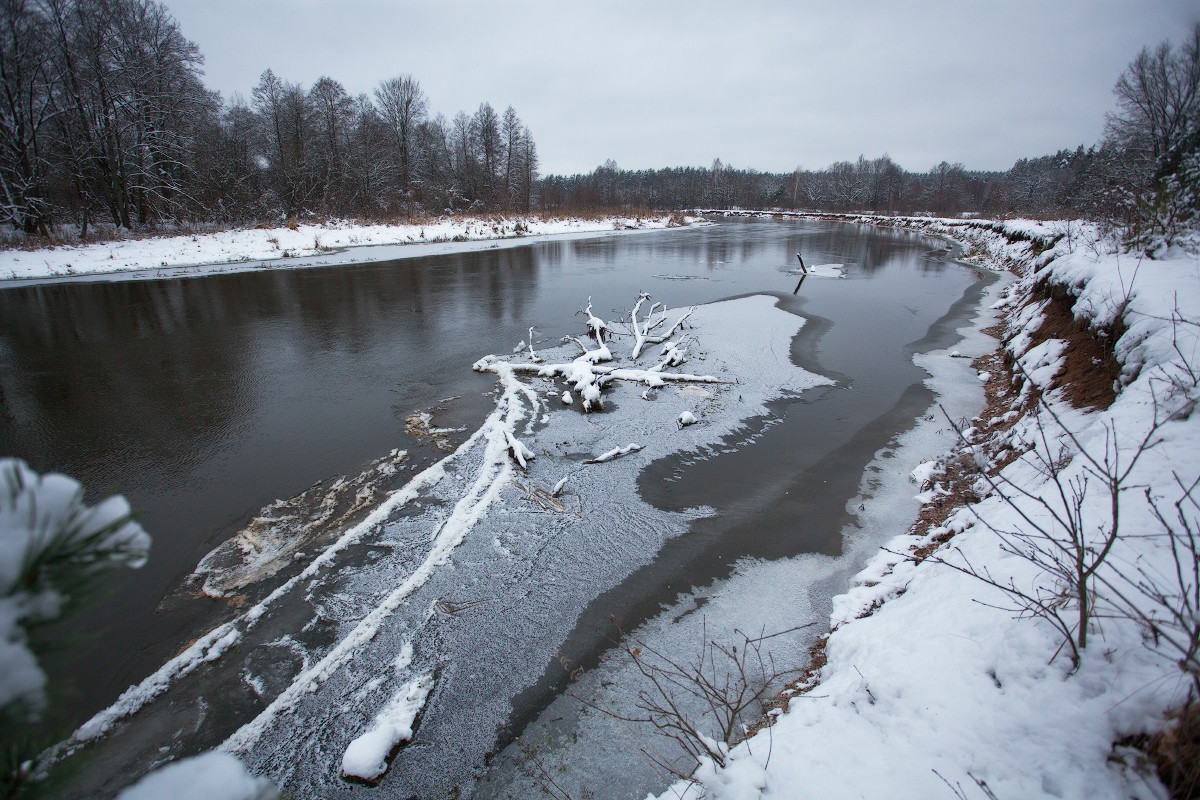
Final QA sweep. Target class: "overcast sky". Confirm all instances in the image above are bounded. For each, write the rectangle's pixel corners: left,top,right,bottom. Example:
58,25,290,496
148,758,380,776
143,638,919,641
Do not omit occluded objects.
162,0,1197,176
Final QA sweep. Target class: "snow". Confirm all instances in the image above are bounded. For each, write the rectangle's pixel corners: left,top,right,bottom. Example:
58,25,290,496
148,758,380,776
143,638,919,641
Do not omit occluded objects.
0,459,149,716
115,752,277,800
219,360,542,755
650,218,1200,800
678,411,698,427
0,215,709,284
340,673,433,781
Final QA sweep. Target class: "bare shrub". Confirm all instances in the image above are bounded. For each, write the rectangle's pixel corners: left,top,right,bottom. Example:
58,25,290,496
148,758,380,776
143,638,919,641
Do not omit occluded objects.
576,617,811,781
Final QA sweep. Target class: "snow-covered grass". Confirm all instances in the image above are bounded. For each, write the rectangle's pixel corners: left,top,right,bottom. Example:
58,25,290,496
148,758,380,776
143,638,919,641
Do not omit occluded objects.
0,214,707,283
652,218,1200,799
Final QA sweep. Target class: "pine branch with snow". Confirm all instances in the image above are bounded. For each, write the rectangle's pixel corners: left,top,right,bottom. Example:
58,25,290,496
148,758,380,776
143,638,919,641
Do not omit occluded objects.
0,459,150,721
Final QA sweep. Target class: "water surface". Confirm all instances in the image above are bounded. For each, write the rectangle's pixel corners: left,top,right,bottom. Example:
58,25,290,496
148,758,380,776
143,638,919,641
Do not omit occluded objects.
0,219,984,796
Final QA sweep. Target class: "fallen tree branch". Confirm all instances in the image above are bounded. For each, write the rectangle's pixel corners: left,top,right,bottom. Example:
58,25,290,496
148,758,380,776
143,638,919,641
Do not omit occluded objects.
584,443,644,464
628,293,696,360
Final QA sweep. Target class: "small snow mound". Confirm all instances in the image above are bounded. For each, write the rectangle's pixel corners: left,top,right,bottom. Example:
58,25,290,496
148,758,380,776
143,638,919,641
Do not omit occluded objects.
909,460,941,486
678,411,698,427
116,752,277,800
341,674,434,781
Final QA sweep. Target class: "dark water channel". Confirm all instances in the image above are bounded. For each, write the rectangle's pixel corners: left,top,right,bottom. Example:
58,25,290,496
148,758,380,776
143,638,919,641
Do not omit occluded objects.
0,218,985,795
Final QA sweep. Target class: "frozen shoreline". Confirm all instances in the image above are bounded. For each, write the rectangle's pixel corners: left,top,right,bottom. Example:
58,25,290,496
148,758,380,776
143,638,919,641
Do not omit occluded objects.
0,215,706,286
651,217,1200,799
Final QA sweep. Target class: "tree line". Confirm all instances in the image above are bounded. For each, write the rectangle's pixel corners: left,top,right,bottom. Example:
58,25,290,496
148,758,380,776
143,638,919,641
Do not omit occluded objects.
0,0,539,236
542,25,1198,247
540,150,1126,218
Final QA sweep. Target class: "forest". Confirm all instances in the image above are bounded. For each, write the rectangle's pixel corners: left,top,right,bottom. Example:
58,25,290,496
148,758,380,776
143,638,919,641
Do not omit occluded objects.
0,0,539,235
1,0,1197,248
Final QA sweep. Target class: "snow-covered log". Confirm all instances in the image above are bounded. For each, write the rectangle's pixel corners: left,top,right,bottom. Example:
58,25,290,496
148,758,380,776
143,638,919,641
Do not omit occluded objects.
584,443,645,464
476,357,721,413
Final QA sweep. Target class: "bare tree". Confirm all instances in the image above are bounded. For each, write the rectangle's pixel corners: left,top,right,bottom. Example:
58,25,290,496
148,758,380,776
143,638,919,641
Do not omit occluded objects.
374,74,427,202
576,618,809,780
473,101,501,204
0,0,56,234
1104,23,1200,245
252,68,311,219
307,76,353,214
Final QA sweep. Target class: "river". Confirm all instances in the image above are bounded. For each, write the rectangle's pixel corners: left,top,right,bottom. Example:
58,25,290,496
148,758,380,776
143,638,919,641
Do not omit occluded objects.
0,217,987,797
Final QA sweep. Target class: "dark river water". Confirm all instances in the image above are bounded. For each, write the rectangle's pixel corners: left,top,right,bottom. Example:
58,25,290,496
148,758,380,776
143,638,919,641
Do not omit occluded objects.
0,218,986,796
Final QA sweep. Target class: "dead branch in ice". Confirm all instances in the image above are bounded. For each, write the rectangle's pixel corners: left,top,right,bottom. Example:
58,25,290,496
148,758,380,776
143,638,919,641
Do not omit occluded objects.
511,478,581,515
584,443,644,464
433,597,494,615
598,366,722,388
472,294,719,415
473,353,723,413
552,476,569,497
525,326,543,363
504,429,535,469
625,292,696,360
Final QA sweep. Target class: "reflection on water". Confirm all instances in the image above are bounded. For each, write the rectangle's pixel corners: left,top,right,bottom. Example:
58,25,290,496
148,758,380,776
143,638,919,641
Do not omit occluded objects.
0,218,967,748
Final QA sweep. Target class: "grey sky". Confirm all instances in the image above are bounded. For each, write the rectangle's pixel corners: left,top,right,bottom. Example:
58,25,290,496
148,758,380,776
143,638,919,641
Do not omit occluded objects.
163,0,1197,176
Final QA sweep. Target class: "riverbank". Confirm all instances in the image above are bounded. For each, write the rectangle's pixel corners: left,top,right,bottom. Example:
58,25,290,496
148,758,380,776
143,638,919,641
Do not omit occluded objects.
653,218,1200,798
0,214,701,284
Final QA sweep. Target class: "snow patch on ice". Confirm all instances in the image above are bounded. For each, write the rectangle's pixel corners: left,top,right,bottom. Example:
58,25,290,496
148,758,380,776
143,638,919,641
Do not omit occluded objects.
115,751,276,800
340,673,433,781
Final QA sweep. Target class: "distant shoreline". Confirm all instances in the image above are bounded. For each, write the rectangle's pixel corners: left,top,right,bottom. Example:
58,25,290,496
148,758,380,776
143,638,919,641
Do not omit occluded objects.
0,215,707,288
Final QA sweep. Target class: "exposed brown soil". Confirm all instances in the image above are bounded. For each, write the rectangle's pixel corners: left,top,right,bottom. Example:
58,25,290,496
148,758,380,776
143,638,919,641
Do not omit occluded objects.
1010,278,1124,411
739,635,830,742
906,344,1027,563
1120,701,1200,799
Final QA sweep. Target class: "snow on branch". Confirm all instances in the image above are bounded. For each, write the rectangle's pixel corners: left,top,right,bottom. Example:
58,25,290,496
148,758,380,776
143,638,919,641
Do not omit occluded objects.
474,295,719,414
504,429,535,469
0,458,150,715
584,443,645,464
580,297,609,342
563,331,612,365
627,292,695,360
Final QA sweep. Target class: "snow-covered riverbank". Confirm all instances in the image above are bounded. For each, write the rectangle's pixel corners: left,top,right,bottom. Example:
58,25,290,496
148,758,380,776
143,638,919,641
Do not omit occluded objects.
653,218,1200,799
0,214,702,284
